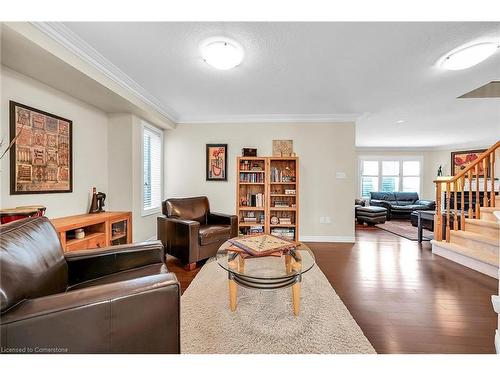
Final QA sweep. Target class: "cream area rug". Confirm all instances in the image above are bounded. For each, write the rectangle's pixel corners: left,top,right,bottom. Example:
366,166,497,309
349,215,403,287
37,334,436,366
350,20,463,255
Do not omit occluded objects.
181,259,376,354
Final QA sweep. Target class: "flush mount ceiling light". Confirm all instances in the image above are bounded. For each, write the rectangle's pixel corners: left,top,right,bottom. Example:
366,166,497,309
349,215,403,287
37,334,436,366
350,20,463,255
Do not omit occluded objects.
200,37,244,70
440,42,499,70
396,120,405,124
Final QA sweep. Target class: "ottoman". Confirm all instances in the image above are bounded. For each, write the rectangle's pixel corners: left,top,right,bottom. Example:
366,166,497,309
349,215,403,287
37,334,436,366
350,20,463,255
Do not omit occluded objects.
356,206,387,225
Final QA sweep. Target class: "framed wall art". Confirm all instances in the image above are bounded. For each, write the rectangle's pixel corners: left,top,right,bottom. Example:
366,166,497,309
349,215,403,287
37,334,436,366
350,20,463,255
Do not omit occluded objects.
272,139,293,157
451,149,487,177
206,144,228,181
9,101,73,194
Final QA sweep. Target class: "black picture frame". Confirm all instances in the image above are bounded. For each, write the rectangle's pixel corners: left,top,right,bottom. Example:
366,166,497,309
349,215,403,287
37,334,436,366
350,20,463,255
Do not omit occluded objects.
450,149,488,177
9,101,73,194
206,144,228,181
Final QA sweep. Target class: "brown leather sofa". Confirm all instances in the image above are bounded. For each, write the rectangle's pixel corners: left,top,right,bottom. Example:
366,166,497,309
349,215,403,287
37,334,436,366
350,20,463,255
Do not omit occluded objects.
0,217,180,354
157,196,237,270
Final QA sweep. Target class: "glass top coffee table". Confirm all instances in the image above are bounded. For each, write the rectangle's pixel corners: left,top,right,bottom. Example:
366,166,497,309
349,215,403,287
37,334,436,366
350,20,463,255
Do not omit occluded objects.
216,240,315,316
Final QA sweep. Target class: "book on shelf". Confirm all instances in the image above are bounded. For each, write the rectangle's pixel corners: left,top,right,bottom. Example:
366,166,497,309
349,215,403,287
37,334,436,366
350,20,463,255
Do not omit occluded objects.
244,193,265,207
278,218,292,224
243,217,257,222
249,226,264,234
271,228,295,240
273,200,290,208
239,172,264,183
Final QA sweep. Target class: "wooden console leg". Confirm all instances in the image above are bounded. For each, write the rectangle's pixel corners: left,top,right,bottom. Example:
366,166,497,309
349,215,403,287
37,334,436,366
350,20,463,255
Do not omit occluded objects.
229,279,237,311
292,282,301,316
184,262,197,271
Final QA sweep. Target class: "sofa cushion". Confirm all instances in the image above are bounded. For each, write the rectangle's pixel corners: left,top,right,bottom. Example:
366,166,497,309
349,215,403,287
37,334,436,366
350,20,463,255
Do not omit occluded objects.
0,217,67,312
198,225,231,246
391,204,428,211
394,192,419,204
356,206,387,214
370,192,396,202
163,196,209,225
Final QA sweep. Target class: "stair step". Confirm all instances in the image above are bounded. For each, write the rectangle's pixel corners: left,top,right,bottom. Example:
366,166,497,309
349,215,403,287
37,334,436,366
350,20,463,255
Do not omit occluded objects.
431,240,499,279
480,207,500,222
464,218,500,239
449,229,499,258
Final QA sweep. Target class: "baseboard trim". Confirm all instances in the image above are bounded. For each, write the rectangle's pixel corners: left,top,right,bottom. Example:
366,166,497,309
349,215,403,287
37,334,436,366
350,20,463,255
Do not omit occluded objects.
431,242,499,279
300,235,355,243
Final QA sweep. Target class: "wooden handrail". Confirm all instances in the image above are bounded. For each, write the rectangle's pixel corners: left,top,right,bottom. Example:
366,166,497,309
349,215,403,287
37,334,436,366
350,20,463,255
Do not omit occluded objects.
433,140,499,242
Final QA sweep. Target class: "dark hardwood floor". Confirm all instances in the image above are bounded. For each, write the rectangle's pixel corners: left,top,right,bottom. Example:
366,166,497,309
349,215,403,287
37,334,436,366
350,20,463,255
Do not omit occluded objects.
166,224,498,354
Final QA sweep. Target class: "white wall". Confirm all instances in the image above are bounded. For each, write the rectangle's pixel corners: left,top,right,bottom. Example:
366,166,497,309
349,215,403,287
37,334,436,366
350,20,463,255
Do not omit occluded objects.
164,122,356,242
0,66,108,218
107,113,161,241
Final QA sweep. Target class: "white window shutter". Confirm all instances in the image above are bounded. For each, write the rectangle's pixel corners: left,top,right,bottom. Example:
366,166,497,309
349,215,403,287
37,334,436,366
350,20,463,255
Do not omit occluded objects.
143,124,163,214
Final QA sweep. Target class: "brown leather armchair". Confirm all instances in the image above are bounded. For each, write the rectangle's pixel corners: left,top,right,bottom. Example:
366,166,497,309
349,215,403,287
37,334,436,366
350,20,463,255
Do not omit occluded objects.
0,217,180,354
157,196,237,270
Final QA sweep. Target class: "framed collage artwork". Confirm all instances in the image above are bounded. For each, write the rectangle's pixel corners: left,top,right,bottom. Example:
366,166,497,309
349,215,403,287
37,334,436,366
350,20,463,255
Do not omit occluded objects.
9,101,73,194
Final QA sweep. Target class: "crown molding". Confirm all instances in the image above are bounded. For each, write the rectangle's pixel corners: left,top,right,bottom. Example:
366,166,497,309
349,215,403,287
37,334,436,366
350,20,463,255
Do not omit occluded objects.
30,22,178,123
176,113,361,124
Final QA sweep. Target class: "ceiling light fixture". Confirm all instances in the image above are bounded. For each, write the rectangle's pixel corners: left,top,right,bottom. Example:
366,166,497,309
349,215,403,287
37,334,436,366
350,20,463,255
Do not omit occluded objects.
200,37,244,70
396,120,405,124
440,42,499,71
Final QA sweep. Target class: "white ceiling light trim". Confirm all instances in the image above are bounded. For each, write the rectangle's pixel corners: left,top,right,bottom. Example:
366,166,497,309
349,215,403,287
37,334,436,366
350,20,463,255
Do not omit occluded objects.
439,41,499,70
200,37,244,70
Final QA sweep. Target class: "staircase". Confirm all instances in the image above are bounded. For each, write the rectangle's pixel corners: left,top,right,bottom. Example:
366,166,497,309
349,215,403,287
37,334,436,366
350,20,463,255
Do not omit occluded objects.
431,141,500,279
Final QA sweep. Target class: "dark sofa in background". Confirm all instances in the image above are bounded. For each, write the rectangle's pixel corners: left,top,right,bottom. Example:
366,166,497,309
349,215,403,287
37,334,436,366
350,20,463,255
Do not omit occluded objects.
0,217,180,354
369,192,435,220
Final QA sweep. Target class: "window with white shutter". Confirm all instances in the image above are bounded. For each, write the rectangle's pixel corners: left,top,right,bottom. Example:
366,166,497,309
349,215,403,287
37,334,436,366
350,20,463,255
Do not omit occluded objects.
142,122,163,215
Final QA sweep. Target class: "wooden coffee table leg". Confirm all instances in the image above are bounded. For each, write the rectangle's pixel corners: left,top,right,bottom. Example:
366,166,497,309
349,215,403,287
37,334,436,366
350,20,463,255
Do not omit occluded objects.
285,254,291,273
292,282,301,316
291,260,302,316
229,278,237,311
228,253,238,311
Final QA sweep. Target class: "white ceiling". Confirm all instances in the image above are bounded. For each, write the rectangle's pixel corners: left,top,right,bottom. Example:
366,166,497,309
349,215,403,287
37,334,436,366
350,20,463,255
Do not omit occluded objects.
57,22,500,147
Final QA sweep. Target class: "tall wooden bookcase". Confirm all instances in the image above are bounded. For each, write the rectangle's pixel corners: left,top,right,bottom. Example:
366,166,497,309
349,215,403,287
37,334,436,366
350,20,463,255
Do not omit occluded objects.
236,156,299,241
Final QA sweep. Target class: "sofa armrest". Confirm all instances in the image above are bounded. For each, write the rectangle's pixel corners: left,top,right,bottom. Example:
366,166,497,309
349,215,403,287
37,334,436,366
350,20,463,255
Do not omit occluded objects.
1,273,180,353
208,212,238,237
415,199,436,209
65,241,164,286
157,216,200,263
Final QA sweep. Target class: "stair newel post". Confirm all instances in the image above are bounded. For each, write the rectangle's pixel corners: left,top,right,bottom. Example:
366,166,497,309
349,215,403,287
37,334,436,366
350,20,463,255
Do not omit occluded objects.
446,182,451,242
435,181,442,241
468,169,473,219
460,177,465,231
483,156,489,207
475,164,480,219
490,151,495,208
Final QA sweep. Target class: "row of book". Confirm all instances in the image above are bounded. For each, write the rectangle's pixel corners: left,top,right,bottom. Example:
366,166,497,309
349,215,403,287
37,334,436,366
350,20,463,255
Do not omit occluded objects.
277,217,293,225
270,168,295,183
271,228,295,240
238,225,265,235
240,161,264,171
239,173,264,183
243,193,265,207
